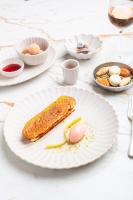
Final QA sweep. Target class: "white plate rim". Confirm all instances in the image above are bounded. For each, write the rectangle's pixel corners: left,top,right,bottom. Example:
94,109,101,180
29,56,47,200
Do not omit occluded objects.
4,87,119,169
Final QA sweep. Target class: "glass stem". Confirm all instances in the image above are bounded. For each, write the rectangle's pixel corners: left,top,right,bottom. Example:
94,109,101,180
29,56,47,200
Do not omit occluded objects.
118,29,123,59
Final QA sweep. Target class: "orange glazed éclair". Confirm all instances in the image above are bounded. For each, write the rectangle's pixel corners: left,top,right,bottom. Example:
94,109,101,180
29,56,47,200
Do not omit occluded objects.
22,96,76,141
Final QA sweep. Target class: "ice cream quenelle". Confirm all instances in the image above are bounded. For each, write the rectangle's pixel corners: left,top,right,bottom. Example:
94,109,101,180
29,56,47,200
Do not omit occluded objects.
65,121,87,144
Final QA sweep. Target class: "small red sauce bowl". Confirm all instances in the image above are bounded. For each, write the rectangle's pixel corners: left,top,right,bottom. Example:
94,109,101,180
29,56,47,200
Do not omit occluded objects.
0,58,24,78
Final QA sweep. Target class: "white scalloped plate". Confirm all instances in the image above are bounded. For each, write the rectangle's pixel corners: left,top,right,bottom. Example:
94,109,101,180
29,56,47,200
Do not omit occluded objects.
0,46,56,86
4,87,118,169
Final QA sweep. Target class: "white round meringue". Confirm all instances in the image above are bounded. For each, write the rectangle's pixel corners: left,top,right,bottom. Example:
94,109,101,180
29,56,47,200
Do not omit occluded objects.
109,66,120,75
109,75,121,86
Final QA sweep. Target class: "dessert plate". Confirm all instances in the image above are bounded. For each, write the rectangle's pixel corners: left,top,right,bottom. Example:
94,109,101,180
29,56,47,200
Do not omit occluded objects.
0,46,56,86
4,87,118,169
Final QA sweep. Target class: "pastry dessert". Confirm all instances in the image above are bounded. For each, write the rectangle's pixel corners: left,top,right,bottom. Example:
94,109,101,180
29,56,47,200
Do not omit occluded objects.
95,65,133,87
22,96,76,141
22,43,42,55
96,77,110,86
76,43,89,54
120,67,130,77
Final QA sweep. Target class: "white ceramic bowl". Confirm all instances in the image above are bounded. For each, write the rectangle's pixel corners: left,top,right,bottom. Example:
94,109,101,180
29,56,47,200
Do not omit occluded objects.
94,62,133,92
65,34,102,60
16,37,49,65
0,57,24,78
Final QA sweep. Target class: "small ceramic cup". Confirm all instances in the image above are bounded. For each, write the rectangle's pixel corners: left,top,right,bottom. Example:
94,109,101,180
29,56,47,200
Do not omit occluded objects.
62,59,79,85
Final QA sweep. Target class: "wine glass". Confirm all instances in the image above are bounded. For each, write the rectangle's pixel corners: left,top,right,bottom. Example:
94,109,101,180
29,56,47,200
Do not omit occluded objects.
108,0,133,56
108,0,133,33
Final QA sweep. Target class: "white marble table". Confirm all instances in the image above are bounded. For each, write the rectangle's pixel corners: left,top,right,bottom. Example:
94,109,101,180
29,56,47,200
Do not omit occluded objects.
0,0,133,199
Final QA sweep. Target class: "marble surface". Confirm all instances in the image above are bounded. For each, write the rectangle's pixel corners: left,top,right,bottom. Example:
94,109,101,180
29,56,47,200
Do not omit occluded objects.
0,0,133,199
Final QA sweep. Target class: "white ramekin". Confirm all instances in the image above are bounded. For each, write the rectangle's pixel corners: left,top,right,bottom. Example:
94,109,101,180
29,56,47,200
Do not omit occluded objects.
16,37,49,66
62,59,79,85
0,57,24,78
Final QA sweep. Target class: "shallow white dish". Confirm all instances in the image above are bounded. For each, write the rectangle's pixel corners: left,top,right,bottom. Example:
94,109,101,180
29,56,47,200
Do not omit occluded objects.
4,87,118,169
0,46,56,86
16,37,49,65
94,62,133,92
0,57,24,78
65,34,102,60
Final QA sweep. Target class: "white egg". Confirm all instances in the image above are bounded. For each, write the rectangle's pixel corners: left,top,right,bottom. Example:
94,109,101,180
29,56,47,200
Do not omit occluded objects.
109,75,121,86
109,66,120,75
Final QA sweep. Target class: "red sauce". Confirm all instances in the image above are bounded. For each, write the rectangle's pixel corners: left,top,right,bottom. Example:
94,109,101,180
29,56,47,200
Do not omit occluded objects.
2,64,21,72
